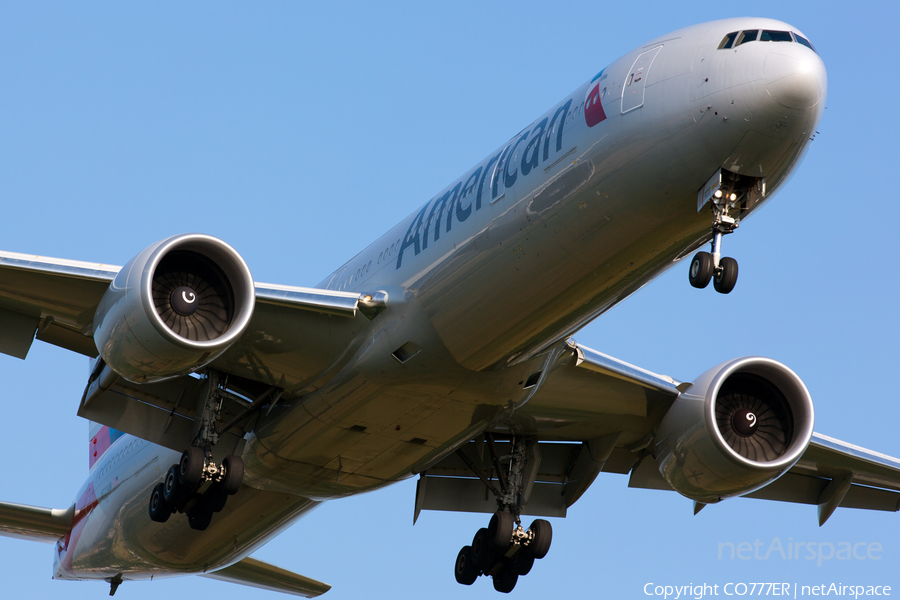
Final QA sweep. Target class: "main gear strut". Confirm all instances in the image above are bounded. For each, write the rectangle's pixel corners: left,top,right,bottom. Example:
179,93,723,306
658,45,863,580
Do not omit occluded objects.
148,371,247,530
452,434,553,593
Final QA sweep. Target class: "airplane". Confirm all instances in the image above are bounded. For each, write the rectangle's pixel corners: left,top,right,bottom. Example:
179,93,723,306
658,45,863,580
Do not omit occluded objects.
1,15,897,597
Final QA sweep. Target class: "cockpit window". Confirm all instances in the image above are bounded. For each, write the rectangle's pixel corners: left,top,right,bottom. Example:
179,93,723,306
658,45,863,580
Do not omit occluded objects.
720,28,818,54
793,33,817,53
760,30,793,42
718,32,738,49
735,30,759,46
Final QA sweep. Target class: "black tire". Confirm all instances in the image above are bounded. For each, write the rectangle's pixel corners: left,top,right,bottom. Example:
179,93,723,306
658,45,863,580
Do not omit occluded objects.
689,252,714,288
148,483,172,523
471,528,496,570
221,455,244,495
179,447,205,489
454,546,479,585
163,465,187,507
203,486,228,513
528,519,552,559
515,550,535,576
492,566,519,594
714,256,738,294
488,510,514,549
187,506,213,531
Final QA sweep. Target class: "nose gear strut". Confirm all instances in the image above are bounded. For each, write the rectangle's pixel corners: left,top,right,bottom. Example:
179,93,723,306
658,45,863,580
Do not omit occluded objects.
689,169,764,294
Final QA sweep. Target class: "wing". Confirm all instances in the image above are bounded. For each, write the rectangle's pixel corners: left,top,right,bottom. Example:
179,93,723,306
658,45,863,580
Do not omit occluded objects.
0,251,120,358
416,341,900,526
416,342,684,520
628,432,900,525
200,557,331,598
0,500,74,543
0,250,373,452
0,250,370,357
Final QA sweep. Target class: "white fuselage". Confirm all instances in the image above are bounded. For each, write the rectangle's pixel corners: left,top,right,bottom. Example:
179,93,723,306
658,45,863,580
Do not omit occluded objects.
55,17,826,582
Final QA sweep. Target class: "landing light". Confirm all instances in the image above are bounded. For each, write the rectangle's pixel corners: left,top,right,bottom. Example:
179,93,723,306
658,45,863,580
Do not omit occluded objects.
729,193,737,201
362,295,373,303
714,190,723,199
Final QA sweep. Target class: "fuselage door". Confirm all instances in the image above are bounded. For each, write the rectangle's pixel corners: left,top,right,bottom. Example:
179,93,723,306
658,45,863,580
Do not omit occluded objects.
621,46,662,114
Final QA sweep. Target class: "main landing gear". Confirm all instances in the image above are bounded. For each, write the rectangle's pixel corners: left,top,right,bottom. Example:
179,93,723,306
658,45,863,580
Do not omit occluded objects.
148,372,245,531
689,190,740,294
452,435,552,593
148,448,244,530
455,511,552,593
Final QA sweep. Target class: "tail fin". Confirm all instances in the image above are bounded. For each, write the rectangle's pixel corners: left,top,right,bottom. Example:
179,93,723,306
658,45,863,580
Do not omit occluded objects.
88,422,124,471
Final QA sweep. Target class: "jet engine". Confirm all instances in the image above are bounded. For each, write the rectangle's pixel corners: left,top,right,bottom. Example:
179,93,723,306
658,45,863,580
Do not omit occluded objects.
653,357,814,503
92,234,256,383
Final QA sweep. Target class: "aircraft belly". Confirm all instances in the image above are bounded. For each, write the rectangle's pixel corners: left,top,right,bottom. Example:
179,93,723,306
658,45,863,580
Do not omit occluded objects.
239,291,556,499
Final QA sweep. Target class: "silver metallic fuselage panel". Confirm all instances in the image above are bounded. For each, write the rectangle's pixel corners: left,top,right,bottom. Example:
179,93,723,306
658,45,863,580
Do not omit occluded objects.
54,17,829,580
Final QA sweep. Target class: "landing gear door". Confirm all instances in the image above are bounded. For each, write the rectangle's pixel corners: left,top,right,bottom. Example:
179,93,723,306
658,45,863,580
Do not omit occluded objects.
697,169,723,212
621,46,662,114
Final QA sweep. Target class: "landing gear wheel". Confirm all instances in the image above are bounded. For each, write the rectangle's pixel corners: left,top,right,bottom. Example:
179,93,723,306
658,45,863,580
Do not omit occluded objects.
179,447,204,489
488,510,514,549
454,546,479,585
221,455,244,495
163,465,188,507
471,528,496,570
689,252,714,288
187,506,213,531
492,566,519,593
203,486,228,513
714,256,738,294
528,519,552,559
148,483,172,523
515,550,535,576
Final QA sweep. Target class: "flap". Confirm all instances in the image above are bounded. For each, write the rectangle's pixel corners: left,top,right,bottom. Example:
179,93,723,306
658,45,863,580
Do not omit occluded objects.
0,501,74,543
200,557,331,598
77,374,254,458
415,436,621,521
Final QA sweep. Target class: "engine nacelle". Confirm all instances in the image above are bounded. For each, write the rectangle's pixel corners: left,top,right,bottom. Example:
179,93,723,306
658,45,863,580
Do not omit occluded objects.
653,357,814,503
92,234,255,383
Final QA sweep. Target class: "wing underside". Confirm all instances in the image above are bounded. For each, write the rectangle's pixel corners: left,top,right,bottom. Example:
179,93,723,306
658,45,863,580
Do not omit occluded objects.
417,341,900,526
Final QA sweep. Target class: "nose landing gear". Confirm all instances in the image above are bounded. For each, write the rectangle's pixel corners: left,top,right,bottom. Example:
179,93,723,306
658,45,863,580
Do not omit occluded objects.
689,169,761,294
689,206,739,294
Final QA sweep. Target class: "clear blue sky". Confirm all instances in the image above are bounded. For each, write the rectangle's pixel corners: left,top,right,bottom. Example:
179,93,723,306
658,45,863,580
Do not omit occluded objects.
1,2,898,598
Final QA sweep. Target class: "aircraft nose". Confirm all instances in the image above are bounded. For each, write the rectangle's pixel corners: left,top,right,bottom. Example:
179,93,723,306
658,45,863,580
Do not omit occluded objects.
764,50,826,110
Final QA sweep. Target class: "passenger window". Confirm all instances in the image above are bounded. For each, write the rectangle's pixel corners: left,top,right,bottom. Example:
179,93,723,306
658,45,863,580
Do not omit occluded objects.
735,30,759,46
760,30,792,42
793,33,817,53
718,32,738,49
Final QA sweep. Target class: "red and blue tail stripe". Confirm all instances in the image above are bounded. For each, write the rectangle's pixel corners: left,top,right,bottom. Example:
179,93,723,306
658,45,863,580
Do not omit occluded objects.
89,425,125,470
